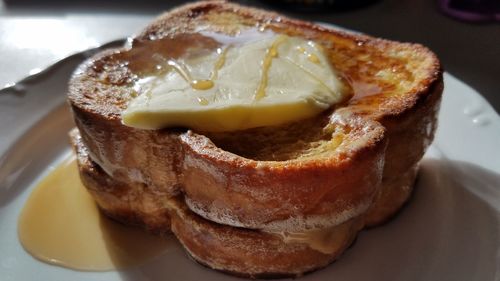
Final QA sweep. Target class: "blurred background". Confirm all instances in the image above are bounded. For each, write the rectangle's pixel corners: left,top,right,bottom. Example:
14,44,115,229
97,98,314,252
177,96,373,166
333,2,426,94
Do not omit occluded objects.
0,0,498,112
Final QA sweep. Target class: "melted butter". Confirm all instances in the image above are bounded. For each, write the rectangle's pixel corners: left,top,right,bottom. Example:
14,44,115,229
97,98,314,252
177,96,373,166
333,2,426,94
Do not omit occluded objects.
123,33,347,132
270,219,360,254
254,35,287,101
18,154,169,271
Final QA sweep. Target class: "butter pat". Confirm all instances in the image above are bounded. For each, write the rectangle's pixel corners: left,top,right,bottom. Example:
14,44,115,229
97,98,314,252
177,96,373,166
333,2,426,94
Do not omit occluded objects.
122,34,347,132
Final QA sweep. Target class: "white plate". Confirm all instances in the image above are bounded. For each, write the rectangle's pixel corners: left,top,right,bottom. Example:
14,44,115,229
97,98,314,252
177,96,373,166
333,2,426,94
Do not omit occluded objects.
0,42,499,281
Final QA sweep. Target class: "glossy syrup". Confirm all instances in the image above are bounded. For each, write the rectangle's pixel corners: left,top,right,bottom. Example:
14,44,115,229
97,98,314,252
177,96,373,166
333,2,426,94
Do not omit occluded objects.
18,154,169,271
254,35,287,100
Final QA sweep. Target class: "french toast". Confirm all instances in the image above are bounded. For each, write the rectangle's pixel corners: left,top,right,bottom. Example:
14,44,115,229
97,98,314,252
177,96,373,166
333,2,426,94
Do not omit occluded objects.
71,129,365,277
67,0,443,277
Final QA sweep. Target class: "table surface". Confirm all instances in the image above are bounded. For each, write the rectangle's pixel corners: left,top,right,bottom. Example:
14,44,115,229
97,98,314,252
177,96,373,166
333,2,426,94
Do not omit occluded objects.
1,0,499,113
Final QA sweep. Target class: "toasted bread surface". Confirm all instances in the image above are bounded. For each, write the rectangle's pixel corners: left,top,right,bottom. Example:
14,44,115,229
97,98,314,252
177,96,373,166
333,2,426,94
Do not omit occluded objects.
71,130,363,277
68,0,441,230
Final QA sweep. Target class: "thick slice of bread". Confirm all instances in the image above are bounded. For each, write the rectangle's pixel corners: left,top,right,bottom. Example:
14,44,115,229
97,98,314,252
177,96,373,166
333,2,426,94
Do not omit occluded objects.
71,129,364,277
67,0,443,277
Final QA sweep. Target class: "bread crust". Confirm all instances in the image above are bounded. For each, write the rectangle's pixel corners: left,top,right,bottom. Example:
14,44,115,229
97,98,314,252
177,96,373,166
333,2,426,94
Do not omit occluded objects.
365,78,443,225
180,111,386,230
71,130,363,277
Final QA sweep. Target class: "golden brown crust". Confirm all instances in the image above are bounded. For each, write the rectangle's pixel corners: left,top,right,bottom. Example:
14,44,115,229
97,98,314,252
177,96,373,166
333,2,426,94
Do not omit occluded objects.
171,199,363,278
71,130,363,277
365,77,443,225
180,111,386,229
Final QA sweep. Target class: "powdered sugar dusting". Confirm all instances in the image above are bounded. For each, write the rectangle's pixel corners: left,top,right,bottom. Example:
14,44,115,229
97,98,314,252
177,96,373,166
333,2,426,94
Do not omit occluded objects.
185,196,371,232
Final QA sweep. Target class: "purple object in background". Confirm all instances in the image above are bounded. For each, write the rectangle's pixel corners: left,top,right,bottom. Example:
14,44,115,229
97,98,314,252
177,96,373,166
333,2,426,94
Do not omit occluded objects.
439,0,500,22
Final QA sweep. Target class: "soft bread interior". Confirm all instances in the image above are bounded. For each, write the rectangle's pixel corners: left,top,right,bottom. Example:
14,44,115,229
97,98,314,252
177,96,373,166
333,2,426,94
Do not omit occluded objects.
204,113,340,161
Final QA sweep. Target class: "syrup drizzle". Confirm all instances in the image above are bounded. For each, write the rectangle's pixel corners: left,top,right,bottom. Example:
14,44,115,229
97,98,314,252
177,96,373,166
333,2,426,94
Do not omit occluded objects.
164,45,231,92
296,46,320,64
254,35,287,101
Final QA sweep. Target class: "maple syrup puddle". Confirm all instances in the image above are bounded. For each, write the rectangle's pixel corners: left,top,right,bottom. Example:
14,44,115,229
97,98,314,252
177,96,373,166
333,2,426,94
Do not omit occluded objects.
18,154,169,271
